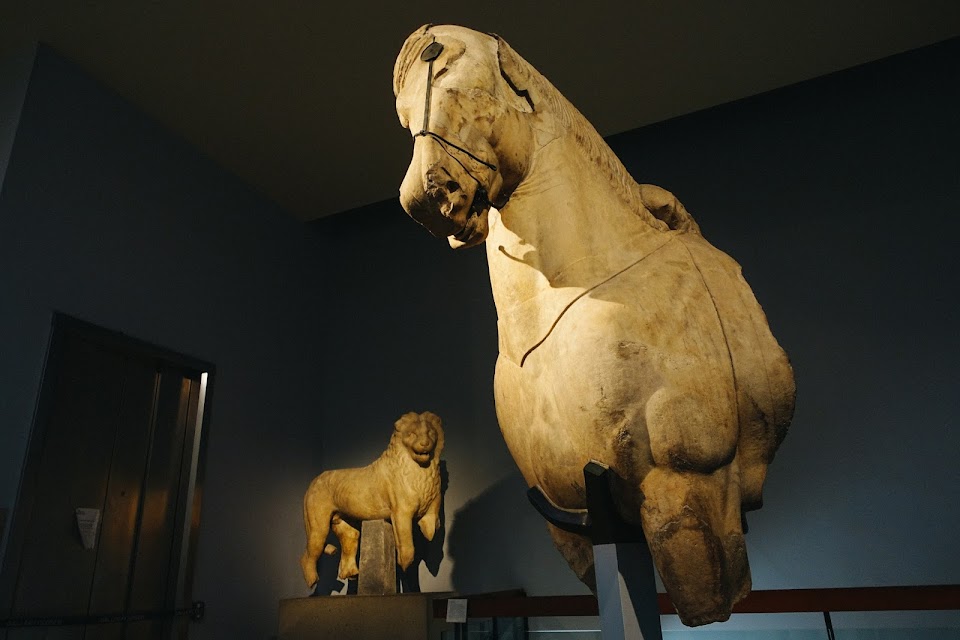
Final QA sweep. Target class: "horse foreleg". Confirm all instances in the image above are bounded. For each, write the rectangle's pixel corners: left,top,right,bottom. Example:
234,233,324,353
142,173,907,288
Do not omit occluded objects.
331,516,361,580
639,464,748,626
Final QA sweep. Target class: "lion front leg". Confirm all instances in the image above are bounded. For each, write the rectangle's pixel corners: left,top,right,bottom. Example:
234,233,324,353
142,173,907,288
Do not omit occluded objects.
417,494,442,541
391,509,417,570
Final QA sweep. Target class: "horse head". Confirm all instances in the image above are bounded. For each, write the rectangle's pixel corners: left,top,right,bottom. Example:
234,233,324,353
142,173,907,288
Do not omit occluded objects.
394,25,535,248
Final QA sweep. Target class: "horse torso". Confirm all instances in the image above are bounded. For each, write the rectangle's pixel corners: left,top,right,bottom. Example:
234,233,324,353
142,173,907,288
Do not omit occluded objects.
487,212,792,512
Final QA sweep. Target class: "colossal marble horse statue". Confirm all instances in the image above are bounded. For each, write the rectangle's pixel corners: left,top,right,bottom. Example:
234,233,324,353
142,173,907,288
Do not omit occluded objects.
394,25,795,626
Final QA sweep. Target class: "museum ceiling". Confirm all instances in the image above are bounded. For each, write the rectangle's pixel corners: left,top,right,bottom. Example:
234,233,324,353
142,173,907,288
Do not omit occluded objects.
1,2,958,221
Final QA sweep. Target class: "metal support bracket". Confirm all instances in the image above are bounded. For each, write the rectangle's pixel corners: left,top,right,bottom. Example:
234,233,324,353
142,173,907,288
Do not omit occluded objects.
527,460,663,640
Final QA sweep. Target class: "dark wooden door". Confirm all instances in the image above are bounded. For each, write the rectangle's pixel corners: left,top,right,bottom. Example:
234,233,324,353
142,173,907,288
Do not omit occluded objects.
0,317,211,640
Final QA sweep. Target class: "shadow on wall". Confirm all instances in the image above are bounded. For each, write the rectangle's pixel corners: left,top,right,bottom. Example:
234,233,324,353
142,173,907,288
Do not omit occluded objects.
447,470,588,596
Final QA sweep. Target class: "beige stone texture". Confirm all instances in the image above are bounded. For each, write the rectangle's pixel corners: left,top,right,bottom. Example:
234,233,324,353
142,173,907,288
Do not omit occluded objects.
357,519,397,596
300,412,444,588
278,593,449,640
394,25,795,626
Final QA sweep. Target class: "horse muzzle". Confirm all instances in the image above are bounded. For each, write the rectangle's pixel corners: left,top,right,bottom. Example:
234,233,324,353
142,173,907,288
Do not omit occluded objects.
399,137,492,247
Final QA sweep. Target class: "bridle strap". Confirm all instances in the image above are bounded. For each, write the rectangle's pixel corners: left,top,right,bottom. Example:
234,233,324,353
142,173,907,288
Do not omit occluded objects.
419,41,441,135
414,39,498,174
415,130,498,172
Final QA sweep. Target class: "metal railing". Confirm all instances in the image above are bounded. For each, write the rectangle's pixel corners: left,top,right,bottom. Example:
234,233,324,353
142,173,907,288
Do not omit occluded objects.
431,585,960,618
0,600,204,628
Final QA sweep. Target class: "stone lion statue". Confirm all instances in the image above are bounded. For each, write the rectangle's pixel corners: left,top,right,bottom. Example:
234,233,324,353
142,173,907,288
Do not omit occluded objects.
300,411,444,588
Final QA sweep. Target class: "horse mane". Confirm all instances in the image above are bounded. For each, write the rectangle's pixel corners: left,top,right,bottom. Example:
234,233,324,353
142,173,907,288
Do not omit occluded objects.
494,37,700,234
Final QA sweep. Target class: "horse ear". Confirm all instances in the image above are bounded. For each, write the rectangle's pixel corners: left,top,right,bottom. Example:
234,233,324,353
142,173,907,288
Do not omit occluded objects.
491,33,536,113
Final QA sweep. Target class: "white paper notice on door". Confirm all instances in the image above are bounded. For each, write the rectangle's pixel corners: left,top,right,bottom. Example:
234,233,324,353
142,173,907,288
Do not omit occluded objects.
75,507,101,550
446,598,468,623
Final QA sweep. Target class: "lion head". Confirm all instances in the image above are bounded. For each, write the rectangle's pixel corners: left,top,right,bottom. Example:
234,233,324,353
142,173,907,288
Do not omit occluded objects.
394,411,444,467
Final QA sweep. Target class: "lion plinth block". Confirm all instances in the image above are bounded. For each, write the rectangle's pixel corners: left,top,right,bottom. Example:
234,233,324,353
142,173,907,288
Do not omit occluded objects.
357,520,397,595
300,411,444,589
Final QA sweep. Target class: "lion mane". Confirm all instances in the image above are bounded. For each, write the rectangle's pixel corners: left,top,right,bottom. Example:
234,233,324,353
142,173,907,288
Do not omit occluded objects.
300,411,444,587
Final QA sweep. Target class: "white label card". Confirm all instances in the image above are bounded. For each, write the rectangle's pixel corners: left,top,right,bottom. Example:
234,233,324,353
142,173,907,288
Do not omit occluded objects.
75,507,101,550
445,598,468,623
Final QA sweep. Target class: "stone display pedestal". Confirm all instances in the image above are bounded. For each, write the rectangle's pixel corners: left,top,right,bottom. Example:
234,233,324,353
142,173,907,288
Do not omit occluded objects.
278,593,450,640
357,520,396,595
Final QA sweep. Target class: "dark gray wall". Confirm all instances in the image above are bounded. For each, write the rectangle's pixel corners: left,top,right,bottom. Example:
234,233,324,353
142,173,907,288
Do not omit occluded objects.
0,44,33,197
0,46,329,638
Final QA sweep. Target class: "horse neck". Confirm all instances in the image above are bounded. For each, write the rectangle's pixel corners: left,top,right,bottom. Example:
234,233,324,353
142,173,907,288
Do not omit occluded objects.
486,134,664,312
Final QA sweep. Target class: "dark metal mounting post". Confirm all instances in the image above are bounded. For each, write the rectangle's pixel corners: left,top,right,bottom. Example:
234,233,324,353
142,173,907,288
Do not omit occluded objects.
584,461,662,640
583,461,643,545
526,485,590,533
823,611,836,640
526,461,663,639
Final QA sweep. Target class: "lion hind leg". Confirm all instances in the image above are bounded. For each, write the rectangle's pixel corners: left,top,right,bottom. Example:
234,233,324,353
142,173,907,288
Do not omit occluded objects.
331,517,361,580
301,491,334,589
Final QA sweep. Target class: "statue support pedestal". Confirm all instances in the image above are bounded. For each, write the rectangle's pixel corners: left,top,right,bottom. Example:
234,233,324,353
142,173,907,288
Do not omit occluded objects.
357,519,397,595
593,540,661,640
278,593,449,640
585,461,662,640
528,461,663,640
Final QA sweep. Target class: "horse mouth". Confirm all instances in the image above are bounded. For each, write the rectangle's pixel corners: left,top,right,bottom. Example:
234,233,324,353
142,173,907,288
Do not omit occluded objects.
448,207,489,249
449,226,477,249
453,224,473,243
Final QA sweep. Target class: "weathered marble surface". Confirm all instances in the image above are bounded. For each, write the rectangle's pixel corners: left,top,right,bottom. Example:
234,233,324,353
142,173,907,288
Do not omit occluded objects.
300,412,444,588
357,519,397,596
394,25,795,626
279,593,448,640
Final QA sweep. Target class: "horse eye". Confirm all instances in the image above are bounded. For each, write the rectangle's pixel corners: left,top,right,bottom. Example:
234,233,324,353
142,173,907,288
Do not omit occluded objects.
421,41,444,62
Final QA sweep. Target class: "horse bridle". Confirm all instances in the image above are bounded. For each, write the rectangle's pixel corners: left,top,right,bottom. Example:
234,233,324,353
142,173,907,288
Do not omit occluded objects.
414,38,497,217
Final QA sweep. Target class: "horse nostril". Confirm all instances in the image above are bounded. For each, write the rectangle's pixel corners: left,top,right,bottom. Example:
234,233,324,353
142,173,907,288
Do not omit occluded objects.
445,180,460,193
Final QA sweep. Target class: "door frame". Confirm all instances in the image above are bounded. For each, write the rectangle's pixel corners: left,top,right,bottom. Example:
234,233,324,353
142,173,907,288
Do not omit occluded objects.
0,312,216,623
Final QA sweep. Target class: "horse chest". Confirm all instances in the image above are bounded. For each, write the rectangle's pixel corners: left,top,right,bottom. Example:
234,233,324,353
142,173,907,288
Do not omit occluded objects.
493,299,662,503
489,254,743,498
